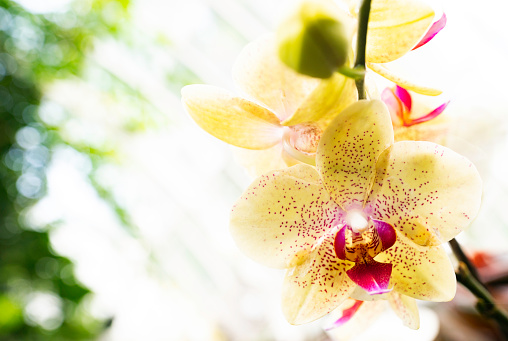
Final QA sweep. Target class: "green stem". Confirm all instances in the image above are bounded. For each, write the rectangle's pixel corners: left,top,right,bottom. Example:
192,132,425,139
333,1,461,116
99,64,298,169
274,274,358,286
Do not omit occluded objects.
450,239,508,336
354,0,372,100
449,238,481,282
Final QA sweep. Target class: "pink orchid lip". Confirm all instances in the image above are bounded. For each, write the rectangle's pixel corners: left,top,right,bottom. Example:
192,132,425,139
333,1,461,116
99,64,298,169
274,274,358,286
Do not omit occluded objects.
347,261,392,295
412,13,447,51
334,218,396,295
325,300,364,331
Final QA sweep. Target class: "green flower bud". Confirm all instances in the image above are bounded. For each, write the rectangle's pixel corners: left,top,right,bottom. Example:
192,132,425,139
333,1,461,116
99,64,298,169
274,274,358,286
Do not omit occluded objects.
277,0,353,79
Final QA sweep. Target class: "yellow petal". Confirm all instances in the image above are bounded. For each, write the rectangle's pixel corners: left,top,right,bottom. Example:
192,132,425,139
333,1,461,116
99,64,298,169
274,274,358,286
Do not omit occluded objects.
367,141,482,246
282,232,355,324
388,292,420,329
367,0,434,63
367,62,442,96
316,100,393,210
230,164,342,269
232,144,289,178
232,36,319,121
375,233,456,301
326,299,386,339
181,84,282,149
281,73,357,126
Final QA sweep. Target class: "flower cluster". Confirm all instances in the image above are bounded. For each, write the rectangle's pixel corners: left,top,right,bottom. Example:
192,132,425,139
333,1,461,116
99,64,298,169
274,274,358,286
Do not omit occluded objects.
182,0,483,333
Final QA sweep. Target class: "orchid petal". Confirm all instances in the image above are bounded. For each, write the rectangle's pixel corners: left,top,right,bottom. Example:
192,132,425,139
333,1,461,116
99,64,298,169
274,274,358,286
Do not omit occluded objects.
317,100,393,210
326,299,386,340
381,87,404,126
182,84,282,149
232,36,319,121
367,0,434,63
367,141,482,246
388,292,420,330
346,260,392,295
325,300,363,330
412,13,447,51
407,101,450,126
230,164,343,269
282,232,355,324
281,73,357,127
232,144,289,178
367,62,442,96
394,85,412,111
394,118,449,144
375,233,456,301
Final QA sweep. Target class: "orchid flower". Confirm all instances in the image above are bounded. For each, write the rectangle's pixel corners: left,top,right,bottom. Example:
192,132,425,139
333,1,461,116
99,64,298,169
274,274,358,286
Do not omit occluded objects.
382,85,450,144
182,36,356,176
230,100,482,324
345,0,447,95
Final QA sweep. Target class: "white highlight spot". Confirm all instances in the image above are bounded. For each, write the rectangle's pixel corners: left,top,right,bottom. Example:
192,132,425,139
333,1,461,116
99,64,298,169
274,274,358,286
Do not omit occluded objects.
346,210,369,233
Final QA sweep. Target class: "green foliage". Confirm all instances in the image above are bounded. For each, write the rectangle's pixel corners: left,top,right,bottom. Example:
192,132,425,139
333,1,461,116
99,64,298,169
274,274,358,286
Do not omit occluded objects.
0,0,131,339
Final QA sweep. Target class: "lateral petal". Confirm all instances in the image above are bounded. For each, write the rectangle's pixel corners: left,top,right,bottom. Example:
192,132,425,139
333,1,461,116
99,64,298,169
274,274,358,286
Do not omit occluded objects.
367,62,442,96
232,144,289,178
388,292,420,330
232,36,319,121
316,100,393,210
182,84,282,149
367,0,434,63
230,164,343,269
367,141,482,246
281,72,357,126
375,233,456,301
282,232,355,324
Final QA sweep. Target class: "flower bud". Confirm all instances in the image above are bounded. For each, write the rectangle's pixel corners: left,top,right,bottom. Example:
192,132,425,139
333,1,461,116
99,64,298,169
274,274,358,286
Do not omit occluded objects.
277,0,353,78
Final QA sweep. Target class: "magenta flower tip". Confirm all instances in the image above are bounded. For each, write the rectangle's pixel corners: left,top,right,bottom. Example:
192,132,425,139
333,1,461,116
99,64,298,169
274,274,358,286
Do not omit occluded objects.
412,13,447,51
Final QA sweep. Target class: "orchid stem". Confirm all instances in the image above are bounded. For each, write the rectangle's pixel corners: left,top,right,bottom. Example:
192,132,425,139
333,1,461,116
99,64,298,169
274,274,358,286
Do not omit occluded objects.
354,0,372,100
449,239,508,337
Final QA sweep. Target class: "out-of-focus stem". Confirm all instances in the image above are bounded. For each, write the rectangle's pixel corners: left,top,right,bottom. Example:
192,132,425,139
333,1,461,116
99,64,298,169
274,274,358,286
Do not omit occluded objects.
353,0,372,99
450,239,508,337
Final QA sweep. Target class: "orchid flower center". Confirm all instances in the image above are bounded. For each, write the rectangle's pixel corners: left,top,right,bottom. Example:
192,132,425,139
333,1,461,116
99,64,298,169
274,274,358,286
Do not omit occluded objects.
282,124,322,165
345,210,368,233
334,216,397,295
288,123,322,154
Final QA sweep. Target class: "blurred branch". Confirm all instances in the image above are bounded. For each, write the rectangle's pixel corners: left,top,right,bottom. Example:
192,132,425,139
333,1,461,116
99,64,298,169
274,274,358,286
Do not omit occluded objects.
450,239,508,337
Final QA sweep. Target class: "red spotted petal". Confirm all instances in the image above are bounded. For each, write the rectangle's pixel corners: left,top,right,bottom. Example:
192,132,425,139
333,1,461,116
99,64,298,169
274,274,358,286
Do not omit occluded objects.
406,100,450,126
346,260,393,295
325,300,364,330
394,85,412,111
412,13,447,50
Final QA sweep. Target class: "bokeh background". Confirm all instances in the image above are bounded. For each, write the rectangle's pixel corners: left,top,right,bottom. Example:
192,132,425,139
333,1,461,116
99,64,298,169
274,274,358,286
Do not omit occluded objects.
0,0,507,340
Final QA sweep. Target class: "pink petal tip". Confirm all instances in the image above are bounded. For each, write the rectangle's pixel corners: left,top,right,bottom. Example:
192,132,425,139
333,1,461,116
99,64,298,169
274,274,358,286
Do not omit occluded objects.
412,13,447,51
325,300,364,331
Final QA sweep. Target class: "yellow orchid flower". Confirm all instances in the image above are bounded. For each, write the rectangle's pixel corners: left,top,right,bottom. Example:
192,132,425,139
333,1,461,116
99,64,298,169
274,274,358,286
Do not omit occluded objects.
348,0,447,95
230,100,482,325
182,36,356,176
